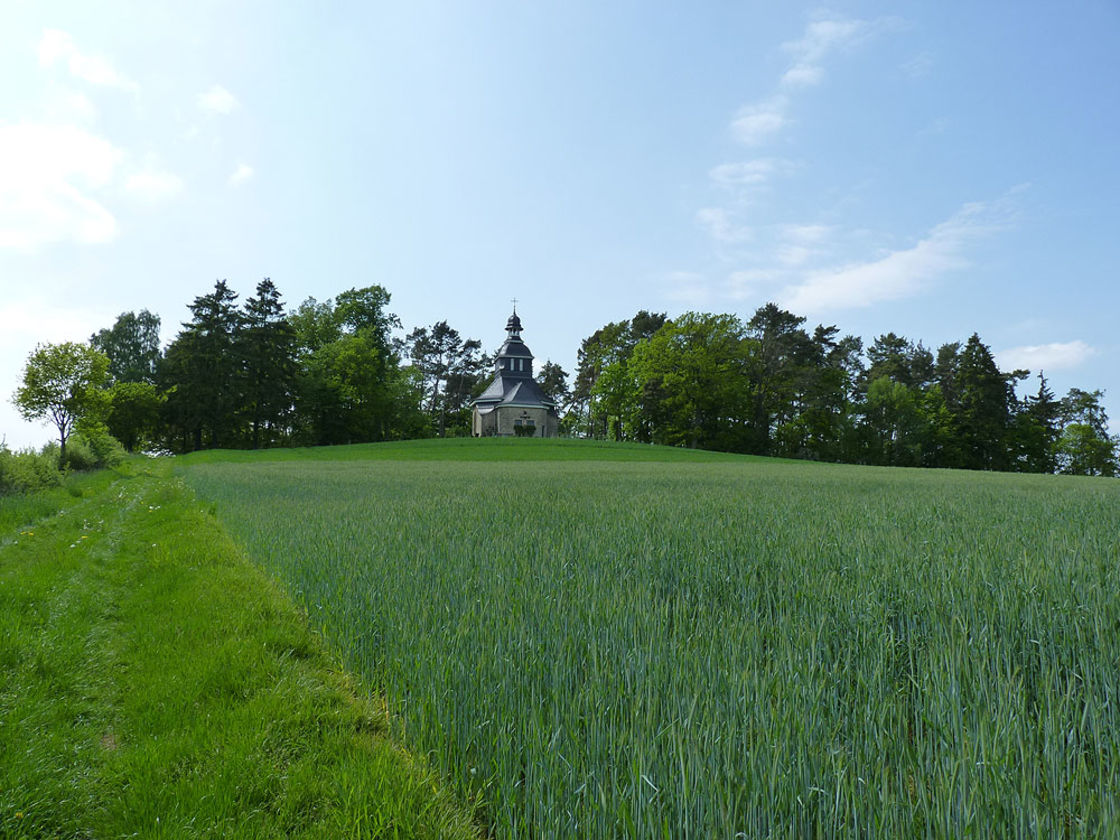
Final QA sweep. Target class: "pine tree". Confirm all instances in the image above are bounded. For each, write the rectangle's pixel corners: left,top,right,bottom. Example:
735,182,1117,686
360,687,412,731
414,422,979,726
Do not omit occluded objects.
954,333,1010,470
241,278,297,448
161,280,242,450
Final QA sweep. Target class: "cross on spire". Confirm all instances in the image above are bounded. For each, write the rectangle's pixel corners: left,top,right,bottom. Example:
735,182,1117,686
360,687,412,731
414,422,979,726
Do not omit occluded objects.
511,297,519,313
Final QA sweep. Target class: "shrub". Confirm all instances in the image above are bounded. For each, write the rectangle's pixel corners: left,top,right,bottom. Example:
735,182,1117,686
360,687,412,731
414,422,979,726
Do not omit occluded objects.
0,445,62,495
62,430,126,471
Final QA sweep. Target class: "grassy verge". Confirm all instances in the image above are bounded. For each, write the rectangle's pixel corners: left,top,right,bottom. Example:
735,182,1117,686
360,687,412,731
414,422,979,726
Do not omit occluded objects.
0,459,480,839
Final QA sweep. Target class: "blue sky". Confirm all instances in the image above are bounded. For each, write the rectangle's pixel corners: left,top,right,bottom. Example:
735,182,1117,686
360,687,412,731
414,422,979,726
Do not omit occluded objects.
3,1,1118,449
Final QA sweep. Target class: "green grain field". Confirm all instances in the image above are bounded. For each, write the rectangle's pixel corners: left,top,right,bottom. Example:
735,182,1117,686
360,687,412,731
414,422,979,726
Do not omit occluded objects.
181,439,1120,838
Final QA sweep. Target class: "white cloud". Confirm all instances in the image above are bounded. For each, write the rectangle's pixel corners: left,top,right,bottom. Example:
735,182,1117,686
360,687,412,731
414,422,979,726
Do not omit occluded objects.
726,13,893,150
125,169,184,202
777,196,1012,314
696,207,752,244
780,223,833,244
229,162,254,186
997,341,1096,373
780,15,891,89
731,97,788,145
37,29,74,67
0,123,121,250
198,84,240,115
709,158,792,188
41,84,98,124
781,63,824,88
38,29,138,92
776,245,813,266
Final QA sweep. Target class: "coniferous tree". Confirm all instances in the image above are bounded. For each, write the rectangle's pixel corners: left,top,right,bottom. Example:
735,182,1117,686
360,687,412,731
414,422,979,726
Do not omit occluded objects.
241,278,297,448
745,303,813,455
536,361,570,407
954,334,1011,470
160,280,242,450
405,321,485,436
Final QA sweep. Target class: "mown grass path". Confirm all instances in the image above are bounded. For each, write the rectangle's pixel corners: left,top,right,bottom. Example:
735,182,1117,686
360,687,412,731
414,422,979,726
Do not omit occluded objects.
0,462,480,839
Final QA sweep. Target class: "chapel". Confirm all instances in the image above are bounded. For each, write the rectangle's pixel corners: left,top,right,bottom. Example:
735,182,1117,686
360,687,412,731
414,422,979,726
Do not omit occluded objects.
471,309,559,437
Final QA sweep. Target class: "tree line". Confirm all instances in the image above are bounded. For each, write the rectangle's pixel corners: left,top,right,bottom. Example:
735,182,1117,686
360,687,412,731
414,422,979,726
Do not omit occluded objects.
13,279,1118,476
566,306,1117,476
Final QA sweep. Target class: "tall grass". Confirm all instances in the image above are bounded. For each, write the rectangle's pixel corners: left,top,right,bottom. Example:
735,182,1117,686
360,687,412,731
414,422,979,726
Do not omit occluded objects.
182,443,1120,837
0,460,479,838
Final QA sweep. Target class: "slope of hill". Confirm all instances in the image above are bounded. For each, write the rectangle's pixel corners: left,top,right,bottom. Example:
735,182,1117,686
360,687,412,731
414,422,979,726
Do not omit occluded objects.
180,438,1120,837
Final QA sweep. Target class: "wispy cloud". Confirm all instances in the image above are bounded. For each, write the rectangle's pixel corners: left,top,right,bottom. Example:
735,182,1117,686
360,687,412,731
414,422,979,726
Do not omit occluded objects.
229,162,254,186
38,29,138,92
777,195,1015,313
198,84,240,115
731,96,789,146
696,207,752,244
780,15,883,89
709,158,794,189
997,341,1096,373
780,223,834,244
0,123,121,250
729,12,893,149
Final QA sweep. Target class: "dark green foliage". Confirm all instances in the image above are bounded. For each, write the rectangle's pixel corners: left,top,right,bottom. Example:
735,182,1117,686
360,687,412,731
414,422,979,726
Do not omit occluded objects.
160,280,243,450
571,309,1115,476
955,333,1012,470
106,381,163,452
405,321,487,436
240,278,297,449
535,360,570,406
90,310,161,383
33,279,1116,475
291,286,422,446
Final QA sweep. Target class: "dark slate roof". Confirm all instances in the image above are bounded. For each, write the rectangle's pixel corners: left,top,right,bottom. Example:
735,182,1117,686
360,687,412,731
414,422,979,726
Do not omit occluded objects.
471,309,558,413
498,337,533,358
474,374,556,410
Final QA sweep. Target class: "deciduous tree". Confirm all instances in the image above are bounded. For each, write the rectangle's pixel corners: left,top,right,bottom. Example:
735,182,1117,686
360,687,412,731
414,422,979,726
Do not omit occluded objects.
14,342,110,465
90,310,161,384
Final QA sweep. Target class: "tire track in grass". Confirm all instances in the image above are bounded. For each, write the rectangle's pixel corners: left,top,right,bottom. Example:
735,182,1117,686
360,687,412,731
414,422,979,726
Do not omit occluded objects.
0,463,482,838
